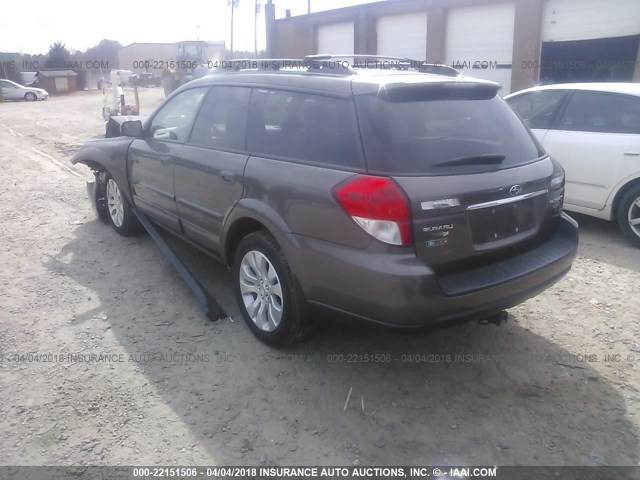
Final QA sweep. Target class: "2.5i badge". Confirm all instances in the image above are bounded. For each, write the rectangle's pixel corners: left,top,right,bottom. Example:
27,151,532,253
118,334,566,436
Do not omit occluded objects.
426,238,448,248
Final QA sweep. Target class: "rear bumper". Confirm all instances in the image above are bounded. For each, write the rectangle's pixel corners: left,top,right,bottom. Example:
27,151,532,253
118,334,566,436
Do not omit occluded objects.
283,213,578,327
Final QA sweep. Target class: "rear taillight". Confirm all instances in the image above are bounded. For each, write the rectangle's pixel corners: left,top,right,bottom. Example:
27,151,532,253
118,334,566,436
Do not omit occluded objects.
332,175,412,246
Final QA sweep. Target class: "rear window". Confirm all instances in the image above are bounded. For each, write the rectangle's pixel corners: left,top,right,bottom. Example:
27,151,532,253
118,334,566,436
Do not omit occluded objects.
355,92,544,175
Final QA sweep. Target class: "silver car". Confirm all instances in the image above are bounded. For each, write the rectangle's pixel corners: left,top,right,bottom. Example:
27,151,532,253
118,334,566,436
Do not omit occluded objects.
0,79,49,101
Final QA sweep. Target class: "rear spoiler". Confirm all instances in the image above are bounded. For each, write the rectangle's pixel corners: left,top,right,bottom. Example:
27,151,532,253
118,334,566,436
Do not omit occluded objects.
382,81,500,102
352,79,500,101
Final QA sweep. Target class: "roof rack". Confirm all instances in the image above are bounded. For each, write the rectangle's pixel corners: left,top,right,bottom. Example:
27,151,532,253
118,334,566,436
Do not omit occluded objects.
214,58,306,71
303,54,459,77
210,55,459,77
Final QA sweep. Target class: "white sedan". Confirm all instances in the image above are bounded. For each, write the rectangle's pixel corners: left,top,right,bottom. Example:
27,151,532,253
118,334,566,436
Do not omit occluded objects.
505,83,640,247
0,79,49,101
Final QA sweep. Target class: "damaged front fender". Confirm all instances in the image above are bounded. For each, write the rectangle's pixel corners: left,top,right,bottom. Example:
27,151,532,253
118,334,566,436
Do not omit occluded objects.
69,137,135,206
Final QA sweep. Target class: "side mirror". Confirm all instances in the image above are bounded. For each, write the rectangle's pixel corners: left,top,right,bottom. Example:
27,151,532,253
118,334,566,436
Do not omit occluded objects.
120,120,143,137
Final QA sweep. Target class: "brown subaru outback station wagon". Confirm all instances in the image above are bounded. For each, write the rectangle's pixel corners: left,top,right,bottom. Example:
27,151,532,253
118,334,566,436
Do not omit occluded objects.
71,56,578,346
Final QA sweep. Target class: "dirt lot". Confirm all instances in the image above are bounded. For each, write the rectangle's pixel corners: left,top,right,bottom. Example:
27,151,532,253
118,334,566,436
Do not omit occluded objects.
0,89,639,468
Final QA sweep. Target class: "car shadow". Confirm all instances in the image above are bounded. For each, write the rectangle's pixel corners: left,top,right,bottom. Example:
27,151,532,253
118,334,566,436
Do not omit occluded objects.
44,220,639,466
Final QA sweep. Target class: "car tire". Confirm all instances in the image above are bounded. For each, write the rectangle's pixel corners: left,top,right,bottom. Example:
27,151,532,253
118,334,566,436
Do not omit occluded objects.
233,231,315,346
24,92,37,101
104,173,142,236
616,184,640,248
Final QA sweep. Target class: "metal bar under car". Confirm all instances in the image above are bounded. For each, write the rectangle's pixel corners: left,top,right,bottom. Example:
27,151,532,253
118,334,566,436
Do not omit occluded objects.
132,207,227,322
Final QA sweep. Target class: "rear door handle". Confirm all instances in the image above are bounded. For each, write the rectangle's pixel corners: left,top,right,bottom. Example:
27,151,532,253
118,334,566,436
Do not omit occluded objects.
220,170,236,183
624,152,640,157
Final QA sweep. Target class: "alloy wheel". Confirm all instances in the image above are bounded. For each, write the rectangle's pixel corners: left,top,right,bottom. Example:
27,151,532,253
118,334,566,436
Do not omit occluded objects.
628,195,640,239
106,179,124,228
239,250,284,332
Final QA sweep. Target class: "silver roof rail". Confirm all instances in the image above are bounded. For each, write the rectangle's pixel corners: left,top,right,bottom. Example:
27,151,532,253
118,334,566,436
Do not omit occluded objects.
304,54,459,77
212,55,459,77
215,59,307,71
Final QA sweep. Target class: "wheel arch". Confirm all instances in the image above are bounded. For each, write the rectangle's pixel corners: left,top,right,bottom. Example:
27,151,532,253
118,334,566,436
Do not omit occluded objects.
222,199,293,267
224,217,269,267
611,176,640,220
69,144,134,205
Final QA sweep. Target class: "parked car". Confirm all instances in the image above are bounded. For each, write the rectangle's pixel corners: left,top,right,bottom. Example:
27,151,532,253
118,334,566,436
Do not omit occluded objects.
70,59,578,345
0,79,49,101
130,72,162,88
505,83,640,247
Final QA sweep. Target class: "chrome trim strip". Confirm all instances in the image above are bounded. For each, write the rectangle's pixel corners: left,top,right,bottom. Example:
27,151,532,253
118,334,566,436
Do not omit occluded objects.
467,189,548,211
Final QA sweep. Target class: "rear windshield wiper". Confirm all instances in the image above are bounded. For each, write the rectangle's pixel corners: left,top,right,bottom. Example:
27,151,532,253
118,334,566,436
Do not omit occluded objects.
432,154,506,168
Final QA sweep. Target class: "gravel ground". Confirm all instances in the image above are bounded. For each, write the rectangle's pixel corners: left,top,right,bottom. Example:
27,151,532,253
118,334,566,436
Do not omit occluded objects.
0,89,639,468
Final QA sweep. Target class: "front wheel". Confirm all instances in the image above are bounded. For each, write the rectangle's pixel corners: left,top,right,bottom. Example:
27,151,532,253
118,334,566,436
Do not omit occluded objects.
233,231,315,346
616,184,640,248
105,174,142,236
24,92,37,101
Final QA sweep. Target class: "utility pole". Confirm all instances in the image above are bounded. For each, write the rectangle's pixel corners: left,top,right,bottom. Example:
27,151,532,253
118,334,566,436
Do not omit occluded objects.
231,2,235,53
254,0,259,58
228,0,239,53
308,0,311,14
265,0,276,57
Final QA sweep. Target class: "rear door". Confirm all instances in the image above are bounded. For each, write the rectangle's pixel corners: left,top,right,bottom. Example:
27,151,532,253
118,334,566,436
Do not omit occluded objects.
542,91,640,210
174,86,252,252
128,87,208,231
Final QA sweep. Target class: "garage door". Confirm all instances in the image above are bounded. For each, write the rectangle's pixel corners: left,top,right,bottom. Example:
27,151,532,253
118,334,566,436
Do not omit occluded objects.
317,22,354,55
54,77,69,92
543,0,640,42
377,13,427,60
445,3,515,94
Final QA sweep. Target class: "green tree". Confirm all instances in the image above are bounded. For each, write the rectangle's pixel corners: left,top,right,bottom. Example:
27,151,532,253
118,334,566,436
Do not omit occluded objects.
84,39,121,70
45,42,71,69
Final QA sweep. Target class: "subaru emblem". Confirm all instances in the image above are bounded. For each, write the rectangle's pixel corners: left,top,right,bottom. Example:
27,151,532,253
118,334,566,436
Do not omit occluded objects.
509,185,523,196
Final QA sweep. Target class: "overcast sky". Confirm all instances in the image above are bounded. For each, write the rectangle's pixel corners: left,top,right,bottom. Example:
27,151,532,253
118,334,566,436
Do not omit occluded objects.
0,0,382,55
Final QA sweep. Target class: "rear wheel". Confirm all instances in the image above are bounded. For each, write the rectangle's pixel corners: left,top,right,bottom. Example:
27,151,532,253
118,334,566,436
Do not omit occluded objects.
105,174,141,236
233,231,315,346
616,184,640,248
24,92,37,101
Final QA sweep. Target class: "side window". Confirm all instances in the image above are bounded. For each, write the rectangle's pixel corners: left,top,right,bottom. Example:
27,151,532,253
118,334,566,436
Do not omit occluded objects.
149,87,208,142
558,92,640,134
188,86,251,151
247,89,363,169
0,80,16,88
506,91,566,129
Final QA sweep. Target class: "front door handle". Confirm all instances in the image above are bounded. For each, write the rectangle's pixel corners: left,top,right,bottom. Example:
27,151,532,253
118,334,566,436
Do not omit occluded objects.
220,170,236,183
624,152,640,157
